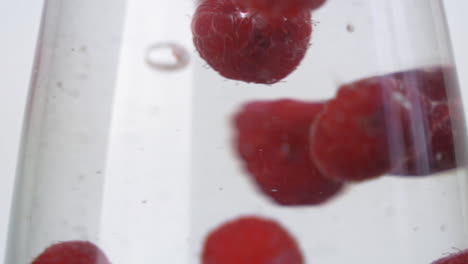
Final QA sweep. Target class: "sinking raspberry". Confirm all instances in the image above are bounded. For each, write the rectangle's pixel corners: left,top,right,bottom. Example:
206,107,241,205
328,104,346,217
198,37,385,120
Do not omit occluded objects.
192,0,312,84
310,75,407,181
32,241,110,264
310,66,464,181
241,0,327,15
306,0,327,10
432,249,468,264
388,66,465,175
392,101,465,175
233,99,343,205
202,216,304,264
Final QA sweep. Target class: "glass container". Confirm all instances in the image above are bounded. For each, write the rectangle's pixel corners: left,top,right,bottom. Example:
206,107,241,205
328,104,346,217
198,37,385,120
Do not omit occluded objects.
5,0,468,263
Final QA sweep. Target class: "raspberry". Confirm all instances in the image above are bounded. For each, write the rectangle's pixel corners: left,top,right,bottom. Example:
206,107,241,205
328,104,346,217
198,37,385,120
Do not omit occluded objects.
242,0,327,15
305,0,327,10
388,66,465,176
202,216,304,264
192,0,312,84
310,66,463,181
392,100,465,175
413,68,448,101
310,75,407,181
32,241,110,264
233,99,343,205
391,66,454,101
432,250,468,264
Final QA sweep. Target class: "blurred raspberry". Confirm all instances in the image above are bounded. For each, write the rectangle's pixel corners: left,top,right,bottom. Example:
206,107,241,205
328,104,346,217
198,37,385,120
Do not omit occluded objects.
432,249,468,264
202,216,304,264
310,66,465,181
233,99,343,205
32,241,110,264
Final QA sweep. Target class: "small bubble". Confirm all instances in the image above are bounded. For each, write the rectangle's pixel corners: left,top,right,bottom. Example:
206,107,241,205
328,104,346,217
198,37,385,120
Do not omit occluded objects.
440,224,447,232
280,144,291,156
79,45,87,53
413,227,419,232
96,170,102,174
271,189,278,192
56,81,63,88
141,200,148,204
145,42,190,71
346,24,355,32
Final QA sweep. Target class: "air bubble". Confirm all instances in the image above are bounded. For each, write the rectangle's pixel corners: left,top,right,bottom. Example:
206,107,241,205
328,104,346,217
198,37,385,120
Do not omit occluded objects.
145,42,189,71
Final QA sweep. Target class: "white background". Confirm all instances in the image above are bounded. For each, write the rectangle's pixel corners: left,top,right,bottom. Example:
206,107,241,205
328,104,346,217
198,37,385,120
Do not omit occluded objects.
0,0,467,262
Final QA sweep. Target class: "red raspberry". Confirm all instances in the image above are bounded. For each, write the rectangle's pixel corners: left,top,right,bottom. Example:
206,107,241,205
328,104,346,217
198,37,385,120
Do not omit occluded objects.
242,0,327,15
392,100,465,175
233,99,343,205
413,67,449,101
192,0,312,84
304,0,327,10
388,66,465,175
391,66,453,101
202,216,304,264
310,75,408,181
310,66,464,181
432,250,468,264
32,241,110,264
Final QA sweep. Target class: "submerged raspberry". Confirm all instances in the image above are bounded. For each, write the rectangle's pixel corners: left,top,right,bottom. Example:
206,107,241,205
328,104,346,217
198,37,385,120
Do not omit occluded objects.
192,0,312,84
310,75,406,181
310,66,465,181
202,216,304,264
393,100,465,175
32,241,110,264
389,66,465,175
241,0,327,15
233,99,343,205
432,249,468,264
